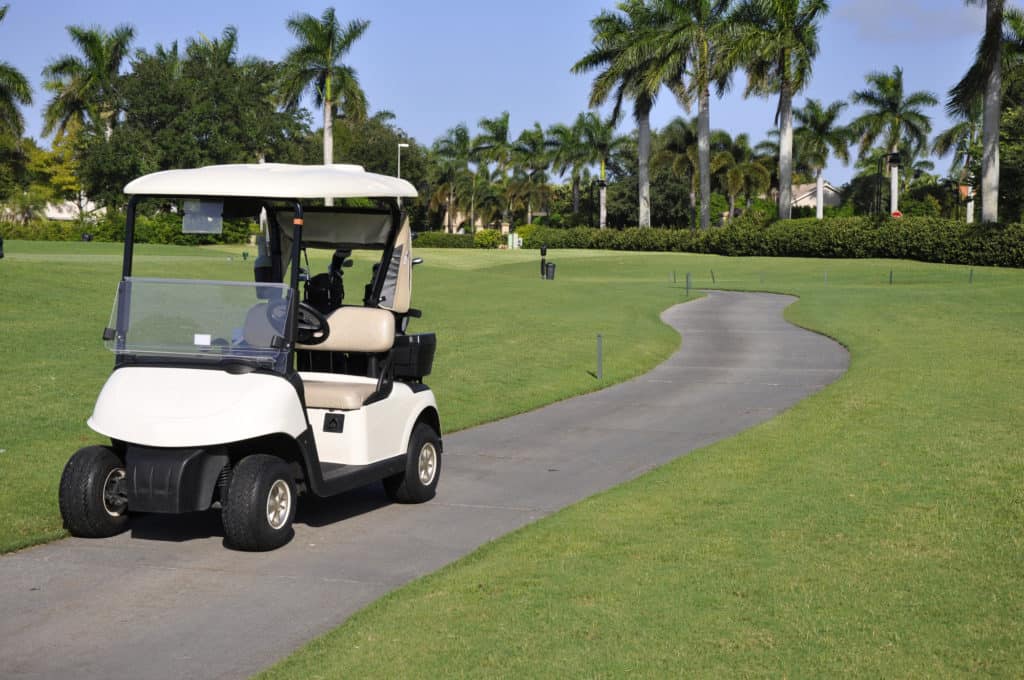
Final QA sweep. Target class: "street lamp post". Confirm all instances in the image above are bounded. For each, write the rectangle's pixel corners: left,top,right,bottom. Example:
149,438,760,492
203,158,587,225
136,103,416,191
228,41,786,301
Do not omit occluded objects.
397,142,410,179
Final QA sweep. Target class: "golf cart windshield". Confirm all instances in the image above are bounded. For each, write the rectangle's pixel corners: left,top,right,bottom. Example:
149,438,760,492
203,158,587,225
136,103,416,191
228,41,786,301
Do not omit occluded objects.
106,277,293,371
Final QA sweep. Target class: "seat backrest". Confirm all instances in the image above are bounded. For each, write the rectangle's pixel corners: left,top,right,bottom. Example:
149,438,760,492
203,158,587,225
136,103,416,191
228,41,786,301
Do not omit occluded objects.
298,306,394,353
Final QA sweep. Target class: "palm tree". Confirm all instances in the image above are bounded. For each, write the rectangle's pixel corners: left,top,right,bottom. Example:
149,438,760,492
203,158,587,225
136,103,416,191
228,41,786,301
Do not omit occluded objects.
793,98,849,219
0,5,32,139
280,7,370,179
849,66,938,215
432,123,472,233
573,1,661,228
42,22,135,138
580,112,629,228
656,116,732,227
719,133,772,218
729,0,830,220
474,111,516,225
645,0,734,230
933,106,982,222
547,113,593,215
513,122,550,224
949,0,1004,222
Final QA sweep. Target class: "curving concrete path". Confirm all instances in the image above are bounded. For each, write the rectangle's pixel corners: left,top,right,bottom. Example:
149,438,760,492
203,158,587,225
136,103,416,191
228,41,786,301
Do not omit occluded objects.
0,292,848,679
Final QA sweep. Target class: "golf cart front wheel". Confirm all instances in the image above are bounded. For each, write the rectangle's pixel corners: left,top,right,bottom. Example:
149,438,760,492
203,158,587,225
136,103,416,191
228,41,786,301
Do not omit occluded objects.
58,446,130,538
383,423,441,504
222,455,296,551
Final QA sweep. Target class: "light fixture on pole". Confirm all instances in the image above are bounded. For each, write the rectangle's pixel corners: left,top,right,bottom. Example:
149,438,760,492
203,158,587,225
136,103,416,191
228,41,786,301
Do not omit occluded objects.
397,142,410,179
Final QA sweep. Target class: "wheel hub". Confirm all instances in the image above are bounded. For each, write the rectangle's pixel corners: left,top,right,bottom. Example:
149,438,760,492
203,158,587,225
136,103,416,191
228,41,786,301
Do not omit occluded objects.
102,468,128,517
418,442,437,485
266,479,291,530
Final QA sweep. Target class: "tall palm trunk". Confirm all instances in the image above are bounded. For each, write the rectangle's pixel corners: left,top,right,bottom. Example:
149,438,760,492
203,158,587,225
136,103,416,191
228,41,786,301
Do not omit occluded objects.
728,193,736,220
778,85,794,220
323,98,334,206
599,158,608,229
698,88,711,230
815,169,825,220
638,106,652,228
572,176,581,214
689,188,697,231
448,188,454,233
889,144,900,214
981,0,1002,222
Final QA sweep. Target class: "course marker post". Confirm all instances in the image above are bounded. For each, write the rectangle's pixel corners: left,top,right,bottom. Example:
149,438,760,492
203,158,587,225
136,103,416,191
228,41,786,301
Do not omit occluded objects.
685,272,692,298
596,334,603,380
710,269,716,284
969,268,974,284
889,270,894,285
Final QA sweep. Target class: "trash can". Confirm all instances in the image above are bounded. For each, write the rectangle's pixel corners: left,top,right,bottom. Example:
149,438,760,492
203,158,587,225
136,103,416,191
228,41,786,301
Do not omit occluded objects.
545,262,556,280
0,236,4,259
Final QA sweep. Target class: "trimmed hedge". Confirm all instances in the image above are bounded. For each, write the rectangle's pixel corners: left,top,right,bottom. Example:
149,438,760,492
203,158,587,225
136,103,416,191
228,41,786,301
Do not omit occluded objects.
510,218,1023,268
413,231,474,248
1,212,251,245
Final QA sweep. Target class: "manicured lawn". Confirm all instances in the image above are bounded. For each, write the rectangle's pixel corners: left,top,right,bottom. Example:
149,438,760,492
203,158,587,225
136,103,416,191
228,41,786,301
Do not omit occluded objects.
0,241,683,553
3,241,1021,675
259,254,1024,677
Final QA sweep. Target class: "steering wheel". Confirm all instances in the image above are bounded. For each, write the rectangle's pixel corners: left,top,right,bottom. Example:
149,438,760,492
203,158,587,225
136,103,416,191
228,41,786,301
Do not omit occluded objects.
266,300,330,346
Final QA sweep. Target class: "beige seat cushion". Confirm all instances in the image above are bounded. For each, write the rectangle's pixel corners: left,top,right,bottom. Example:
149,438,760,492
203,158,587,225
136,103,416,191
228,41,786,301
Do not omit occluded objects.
303,380,377,410
297,306,395,353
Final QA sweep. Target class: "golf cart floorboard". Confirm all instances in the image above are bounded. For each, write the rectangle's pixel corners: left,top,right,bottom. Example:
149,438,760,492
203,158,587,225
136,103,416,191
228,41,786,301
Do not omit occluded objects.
314,456,406,497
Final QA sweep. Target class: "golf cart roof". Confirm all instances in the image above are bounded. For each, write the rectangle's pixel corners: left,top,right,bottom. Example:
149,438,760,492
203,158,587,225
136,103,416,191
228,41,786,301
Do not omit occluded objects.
123,163,418,200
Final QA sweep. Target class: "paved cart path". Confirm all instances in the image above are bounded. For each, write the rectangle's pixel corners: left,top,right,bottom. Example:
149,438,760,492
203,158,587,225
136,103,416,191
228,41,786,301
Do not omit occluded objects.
0,292,848,680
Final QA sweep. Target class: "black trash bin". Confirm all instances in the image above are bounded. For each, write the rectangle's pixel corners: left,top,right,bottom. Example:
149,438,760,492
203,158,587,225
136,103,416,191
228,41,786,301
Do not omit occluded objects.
0,235,4,259
545,262,556,280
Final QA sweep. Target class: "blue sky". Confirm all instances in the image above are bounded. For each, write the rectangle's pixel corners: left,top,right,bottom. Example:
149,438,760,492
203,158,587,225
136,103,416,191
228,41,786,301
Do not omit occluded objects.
1,0,999,185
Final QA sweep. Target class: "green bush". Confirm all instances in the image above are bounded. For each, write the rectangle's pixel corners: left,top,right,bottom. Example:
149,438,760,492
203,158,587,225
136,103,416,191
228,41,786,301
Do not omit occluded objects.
516,218,1024,268
2,212,251,245
413,231,474,248
473,228,503,249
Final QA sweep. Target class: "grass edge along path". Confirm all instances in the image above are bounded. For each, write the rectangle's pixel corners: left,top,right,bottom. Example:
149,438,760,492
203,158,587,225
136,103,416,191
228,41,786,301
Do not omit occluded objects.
260,257,1024,677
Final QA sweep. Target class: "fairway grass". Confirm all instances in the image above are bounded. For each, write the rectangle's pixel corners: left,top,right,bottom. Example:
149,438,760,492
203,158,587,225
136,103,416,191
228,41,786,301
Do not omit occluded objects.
260,256,1024,677
2,242,1022,674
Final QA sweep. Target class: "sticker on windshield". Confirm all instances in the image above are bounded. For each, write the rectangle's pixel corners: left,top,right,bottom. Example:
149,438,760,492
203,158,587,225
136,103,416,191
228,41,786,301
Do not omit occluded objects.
194,333,212,346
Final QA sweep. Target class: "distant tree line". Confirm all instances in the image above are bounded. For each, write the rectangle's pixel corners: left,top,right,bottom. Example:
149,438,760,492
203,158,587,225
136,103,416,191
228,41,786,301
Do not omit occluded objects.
2,2,1024,235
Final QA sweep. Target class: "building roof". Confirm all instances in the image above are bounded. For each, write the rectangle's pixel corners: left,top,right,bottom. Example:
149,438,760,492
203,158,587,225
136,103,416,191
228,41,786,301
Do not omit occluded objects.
123,163,418,200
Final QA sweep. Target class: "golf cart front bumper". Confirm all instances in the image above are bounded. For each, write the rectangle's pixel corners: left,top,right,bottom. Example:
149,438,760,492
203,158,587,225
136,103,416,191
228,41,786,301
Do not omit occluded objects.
125,446,229,514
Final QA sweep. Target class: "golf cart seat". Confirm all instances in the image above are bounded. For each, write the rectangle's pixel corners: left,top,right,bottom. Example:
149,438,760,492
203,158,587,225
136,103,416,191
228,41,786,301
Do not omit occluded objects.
299,307,395,410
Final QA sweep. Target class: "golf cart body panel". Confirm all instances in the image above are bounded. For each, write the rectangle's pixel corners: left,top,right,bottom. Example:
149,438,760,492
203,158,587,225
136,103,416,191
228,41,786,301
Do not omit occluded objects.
300,373,438,466
61,163,442,550
88,366,308,447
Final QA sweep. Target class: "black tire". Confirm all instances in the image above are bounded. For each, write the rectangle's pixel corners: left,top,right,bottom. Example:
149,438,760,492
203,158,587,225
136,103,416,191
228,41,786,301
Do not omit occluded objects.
383,423,441,503
222,455,296,551
58,445,130,538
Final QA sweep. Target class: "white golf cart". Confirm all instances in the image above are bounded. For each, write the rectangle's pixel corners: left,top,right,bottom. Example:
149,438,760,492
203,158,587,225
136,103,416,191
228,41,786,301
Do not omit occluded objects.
58,164,441,551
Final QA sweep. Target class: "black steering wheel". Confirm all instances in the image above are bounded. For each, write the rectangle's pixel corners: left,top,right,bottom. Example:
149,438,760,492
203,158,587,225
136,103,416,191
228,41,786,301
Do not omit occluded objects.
266,300,329,346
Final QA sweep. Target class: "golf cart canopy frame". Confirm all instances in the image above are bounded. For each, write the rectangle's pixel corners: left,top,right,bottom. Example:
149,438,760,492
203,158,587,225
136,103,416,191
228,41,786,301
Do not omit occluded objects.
117,163,419,371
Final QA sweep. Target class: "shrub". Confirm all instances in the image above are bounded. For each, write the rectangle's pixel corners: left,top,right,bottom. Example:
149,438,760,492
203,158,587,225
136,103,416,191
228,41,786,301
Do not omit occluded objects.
513,217,1024,268
473,228,503,249
413,231,474,248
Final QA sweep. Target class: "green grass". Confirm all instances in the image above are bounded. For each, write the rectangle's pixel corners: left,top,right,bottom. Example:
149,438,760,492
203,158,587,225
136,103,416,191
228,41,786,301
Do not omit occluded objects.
3,241,1022,674
258,255,1024,677
0,241,683,553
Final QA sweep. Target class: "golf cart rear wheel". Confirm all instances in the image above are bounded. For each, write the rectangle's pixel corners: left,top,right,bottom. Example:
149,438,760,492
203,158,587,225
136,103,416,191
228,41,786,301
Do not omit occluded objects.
383,423,441,504
58,446,130,538
222,455,296,551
